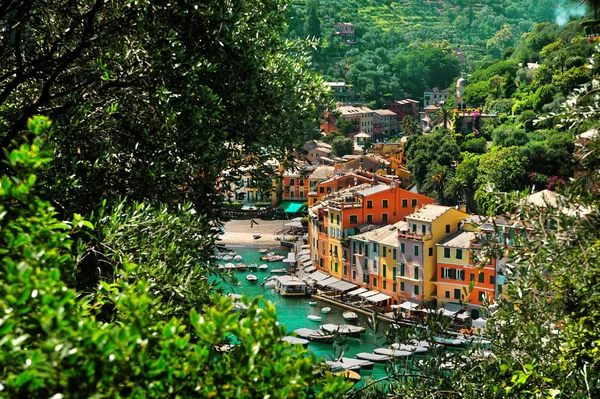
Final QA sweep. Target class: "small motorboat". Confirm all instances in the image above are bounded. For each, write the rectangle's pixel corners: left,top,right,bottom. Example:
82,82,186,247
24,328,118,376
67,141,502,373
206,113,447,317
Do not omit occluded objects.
222,255,233,261
343,311,358,321
308,315,322,322
321,307,331,314
235,263,246,271
264,255,285,262
308,301,317,306
247,263,258,272
270,268,287,275
224,262,237,270
253,234,262,240
246,274,258,282
233,255,243,261
258,264,268,271
262,280,276,287
258,248,268,254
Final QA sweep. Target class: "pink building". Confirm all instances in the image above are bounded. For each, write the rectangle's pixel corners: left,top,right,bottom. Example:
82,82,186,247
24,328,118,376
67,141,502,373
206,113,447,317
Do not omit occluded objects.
334,22,356,44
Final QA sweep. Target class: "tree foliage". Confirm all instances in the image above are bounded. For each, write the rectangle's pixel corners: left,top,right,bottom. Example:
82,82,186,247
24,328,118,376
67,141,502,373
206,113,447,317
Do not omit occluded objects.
404,129,461,192
0,0,330,222
0,116,351,398
332,136,354,157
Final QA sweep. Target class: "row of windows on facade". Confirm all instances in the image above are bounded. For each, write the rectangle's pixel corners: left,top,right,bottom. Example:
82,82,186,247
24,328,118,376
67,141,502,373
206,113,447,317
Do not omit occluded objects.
287,191,304,198
441,267,495,284
363,198,418,209
351,241,423,257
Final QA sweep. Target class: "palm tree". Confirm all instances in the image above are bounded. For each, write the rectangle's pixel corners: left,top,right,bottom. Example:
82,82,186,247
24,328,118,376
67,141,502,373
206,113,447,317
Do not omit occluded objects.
401,115,421,136
444,176,469,209
423,163,454,205
434,106,452,130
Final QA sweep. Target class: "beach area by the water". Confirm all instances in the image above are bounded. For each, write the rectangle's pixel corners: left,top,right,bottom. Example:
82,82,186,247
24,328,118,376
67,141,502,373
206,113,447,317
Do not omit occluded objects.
218,219,291,245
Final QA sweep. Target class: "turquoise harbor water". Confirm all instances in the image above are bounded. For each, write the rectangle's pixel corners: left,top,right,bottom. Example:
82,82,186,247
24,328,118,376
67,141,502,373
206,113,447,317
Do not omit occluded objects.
212,245,391,381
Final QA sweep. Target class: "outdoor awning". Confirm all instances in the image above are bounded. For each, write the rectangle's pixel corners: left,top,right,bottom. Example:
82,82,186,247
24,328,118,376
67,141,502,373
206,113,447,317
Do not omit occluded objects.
298,254,311,263
347,287,368,296
275,275,306,286
298,249,310,256
304,266,316,273
278,200,307,214
365,293,392,303
301,259,312,266
329,280,357,292
359,290,380,299
283,253,296,263
456,313,471,320
307,271,330,282
319,276,341,287
392,301,420,311
285,221,303,228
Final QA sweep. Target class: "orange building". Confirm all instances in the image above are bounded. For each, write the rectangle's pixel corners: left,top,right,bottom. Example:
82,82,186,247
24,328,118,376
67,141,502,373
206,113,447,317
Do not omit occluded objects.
281,169,309,201
436,231,496,316
308,182,433,279
308,170,403,206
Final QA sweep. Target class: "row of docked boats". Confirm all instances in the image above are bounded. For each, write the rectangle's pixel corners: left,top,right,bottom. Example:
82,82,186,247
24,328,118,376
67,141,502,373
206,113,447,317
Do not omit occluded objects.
293,323,367,343
218,262,269,272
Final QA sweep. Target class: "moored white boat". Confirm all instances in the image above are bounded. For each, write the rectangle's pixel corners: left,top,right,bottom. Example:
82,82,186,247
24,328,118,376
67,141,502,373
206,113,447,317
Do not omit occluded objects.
308,301,317,306
320,324,365,338
222,255,233,261
308,315,322,322
343,311,358,321
373,348,412,358
258,248,268,254
321,307,331,314
258,264,268,271
355,352,391,363
246,274,258,282
233,255,243,261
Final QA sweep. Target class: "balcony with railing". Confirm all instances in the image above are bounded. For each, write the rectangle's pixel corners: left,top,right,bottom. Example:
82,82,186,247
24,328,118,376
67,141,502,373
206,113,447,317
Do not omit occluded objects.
397,231,432,241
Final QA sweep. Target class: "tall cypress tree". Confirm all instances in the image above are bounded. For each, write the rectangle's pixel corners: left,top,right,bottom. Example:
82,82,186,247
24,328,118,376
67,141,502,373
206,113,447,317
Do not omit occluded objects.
306,0,321,39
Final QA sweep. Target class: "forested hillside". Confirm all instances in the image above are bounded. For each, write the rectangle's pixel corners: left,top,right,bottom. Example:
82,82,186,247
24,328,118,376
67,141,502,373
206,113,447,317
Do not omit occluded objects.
286,0,572,105
402,19,600,215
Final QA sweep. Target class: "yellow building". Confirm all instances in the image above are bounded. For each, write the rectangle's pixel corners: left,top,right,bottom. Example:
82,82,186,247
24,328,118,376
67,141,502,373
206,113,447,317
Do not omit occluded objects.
349,221,405,305
397,205,468,308
378,222,405,301
327,207,343,278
